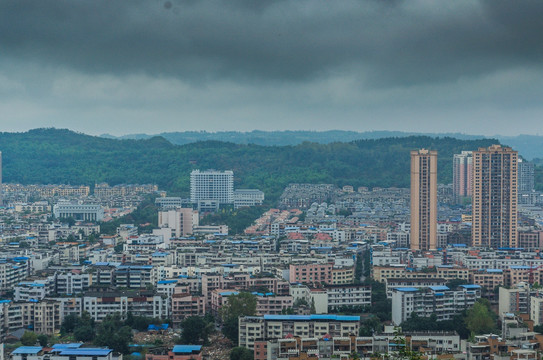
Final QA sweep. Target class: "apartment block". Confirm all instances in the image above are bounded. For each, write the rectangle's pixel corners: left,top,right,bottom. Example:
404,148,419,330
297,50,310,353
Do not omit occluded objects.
238,314,360,349
392,285,481,325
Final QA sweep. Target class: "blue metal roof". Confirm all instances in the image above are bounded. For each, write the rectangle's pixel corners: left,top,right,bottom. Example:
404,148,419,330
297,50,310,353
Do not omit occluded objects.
486,269,503,273
460,284,481,289
219,291,239,296
58,348,112,356
395,287,420,292
429,286,450,291
12,347,43,354
263,314,360,321
157,280,177,284
172,345,202,354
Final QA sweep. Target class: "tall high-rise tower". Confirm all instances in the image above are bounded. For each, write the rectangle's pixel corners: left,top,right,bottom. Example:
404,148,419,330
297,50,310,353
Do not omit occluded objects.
410,149,438,252
453,151,473,203
472,145,518,248
518,158,534,193
0,151,3,206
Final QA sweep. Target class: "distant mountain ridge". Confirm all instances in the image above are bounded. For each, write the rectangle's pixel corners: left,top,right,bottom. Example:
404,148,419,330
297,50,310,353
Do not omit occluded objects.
100,130,543,160
0,128,504,202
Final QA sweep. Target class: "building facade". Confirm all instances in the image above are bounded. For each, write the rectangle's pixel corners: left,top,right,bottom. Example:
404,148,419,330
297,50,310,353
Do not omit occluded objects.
190,170,234,205
472,145,518,248
410,149,438,251
453,151,473,203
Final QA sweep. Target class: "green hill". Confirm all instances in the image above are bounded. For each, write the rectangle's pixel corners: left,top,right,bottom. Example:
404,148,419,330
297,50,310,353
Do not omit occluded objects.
1,128,500,203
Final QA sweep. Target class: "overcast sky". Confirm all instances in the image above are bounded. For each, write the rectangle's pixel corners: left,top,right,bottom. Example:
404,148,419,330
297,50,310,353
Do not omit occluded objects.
1,0,543,136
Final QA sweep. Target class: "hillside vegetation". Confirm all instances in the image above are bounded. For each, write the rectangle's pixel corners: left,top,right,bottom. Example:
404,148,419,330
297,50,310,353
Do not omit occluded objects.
1,128,499,203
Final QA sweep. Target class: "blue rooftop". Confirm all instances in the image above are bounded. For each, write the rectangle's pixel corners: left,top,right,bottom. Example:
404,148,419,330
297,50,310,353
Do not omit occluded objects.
172,345,202,354
460,284,481,289
429,286,450,291
395,287,420,292
12,347,43,355
219,291,239,296
263,314,360,321
58,349,112,356
486,269,503,273
157,280,177,284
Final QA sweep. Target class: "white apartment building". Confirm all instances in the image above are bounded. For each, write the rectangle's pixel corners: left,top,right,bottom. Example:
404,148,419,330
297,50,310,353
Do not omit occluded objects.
53,201,104,221
392,284,481,325
158,208,199,238
190,170,234,204
234,189,264,208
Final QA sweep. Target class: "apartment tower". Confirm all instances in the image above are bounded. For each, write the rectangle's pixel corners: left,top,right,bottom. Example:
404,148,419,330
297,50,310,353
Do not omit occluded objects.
453,151,473,203
410,149,438,251
472,145,518,248
190,170,234,204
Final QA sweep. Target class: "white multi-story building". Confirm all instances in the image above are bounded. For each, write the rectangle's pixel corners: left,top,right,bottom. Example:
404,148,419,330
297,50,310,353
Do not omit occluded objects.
325,284,371,311
158,208,199,238
14,280,53,301
392,284,481,325
190,170,234,205
53,201,104,221
233,189,264,208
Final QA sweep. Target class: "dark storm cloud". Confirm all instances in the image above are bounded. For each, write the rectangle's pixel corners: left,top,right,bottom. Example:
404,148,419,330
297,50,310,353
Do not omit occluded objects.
2,0,543,85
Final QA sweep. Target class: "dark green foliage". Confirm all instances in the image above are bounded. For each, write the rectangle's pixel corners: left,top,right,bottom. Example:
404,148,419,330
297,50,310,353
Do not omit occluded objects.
62,312,96,341
100,196,158,235
200,206,265,235
0,129,499,204
354,253,363,282
359,316,382,336
21,331,38,346
230,346,254,360
220,292,257,345
401,313,469,339
465,299,497,336
534,324,543,334
179,316,214,345
37,334,48,347
94,314,133,354
367,280,391,321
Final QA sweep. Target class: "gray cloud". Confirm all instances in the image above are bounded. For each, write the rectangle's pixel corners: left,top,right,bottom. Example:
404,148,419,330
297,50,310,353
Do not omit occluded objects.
1,0,543,137
2,0,542,84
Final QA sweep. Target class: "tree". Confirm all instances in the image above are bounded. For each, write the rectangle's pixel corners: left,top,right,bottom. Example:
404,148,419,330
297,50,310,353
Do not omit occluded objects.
94,314,133,354
21,331,38,346
220,292,257,345
465,300,497,336
230,347,253,360
180,316,213,345
37,334,49,347
74,325,95,342
359,316,382,336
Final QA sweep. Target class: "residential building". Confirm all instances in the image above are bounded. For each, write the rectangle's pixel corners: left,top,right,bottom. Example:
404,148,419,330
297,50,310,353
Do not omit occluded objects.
391,285,481,325
453,151,473,203
410,149,438,251
238,314,360,349
234,189,265,208
190,170,234,205
145,345,202,360
158,208,199,238
472,145,518,248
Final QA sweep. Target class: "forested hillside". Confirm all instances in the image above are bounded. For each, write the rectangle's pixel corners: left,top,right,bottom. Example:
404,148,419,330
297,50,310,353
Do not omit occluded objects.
1,128,499,203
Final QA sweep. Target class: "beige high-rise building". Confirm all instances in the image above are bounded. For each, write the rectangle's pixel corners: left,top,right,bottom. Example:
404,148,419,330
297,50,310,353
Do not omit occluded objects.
472,144,518,248
410,149,438,251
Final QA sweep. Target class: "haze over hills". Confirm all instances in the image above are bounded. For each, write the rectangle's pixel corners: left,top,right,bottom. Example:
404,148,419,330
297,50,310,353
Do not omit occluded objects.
0,128,506,203
101,130,543,160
